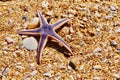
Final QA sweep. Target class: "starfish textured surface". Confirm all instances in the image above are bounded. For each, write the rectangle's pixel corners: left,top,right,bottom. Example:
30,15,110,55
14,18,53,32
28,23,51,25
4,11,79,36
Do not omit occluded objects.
17,10,73,64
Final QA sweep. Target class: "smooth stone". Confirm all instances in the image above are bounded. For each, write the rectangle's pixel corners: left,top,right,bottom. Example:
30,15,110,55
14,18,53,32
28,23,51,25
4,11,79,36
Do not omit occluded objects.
5,37,14,43
93,47,101,53
110,40,118,46
43,72,52,77
2,67,11,75
105,15,111,20
46,11,53,16
27,17,39,29
8,19,14,27
93,65,102,69
115,28,120,33
30,70,37,76
42,1,49,8
110,5,116,11
23,37,38,50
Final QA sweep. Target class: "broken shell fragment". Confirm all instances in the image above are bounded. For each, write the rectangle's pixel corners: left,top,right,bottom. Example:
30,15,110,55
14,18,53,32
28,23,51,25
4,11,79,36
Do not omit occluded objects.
42,1,49,8
5,37,14,43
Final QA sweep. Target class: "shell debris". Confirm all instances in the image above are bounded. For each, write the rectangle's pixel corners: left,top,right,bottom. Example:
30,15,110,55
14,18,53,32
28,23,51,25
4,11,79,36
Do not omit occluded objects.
5,36,14,43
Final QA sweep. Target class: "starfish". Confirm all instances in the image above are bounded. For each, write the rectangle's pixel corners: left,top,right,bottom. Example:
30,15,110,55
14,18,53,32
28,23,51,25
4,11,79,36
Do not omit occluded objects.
17,10,73,64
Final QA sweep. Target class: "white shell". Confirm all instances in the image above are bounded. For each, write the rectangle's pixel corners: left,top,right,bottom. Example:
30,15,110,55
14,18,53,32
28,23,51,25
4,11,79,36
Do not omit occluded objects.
42,1,49,8
30,70,37,76
93,47,101,53
43,72,52,77
23,37,38,50
5,37,13,43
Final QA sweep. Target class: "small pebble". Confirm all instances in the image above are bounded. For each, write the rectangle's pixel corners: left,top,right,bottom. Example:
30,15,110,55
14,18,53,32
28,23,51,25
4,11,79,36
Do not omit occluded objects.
16,66,24,69
95,11,101,18
93,65,102,69
42,1,49,8
101,42,107,47
15,71,20,75
2,67,10,75
29,63,35,67
15,46,19,49
47,63,52,69
5,37,14,43
83,17,87,21
8,19,14,27
30,70,37,76
8,8,14,13
114,28,120,33
110,40,118,46
105,15,111,20
70,75,74,80
1,42,7,46
43,72,51,77
27,17,39,29
23,37,38,50
95,0,100,2
93,47,101,53
93,76,102,80
79,64,84,70
46,11,53,16
77,74,81,78
112,73,120,78
114,60,119,63
68,9,76,15
58,65,65,69
110,5,116,11
70,26,74,33
24,78,31,80
23,23,28,29
69,14,74,18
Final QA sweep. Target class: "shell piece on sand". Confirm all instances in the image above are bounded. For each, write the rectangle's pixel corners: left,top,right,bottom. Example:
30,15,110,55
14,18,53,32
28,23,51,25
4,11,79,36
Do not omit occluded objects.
27,17,39,29
23,37,38,50
5,37,14,43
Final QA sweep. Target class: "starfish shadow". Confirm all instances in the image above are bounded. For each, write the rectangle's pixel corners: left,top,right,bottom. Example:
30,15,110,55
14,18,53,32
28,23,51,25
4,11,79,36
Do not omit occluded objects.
47,40,71,58
49,24,71,58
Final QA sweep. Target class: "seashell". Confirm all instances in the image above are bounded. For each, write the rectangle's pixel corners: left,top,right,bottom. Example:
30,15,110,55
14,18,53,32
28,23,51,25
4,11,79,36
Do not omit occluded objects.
30,70,37,76
23,37,38,50
110,40,118,46
110,5,117,11
93,47,101,53
5,37,14,43
43,72,51,77
46,11,53,16
93,65,102,69
42,1,49,8
8,19,14,27
27,17,39,29
114,28,120,33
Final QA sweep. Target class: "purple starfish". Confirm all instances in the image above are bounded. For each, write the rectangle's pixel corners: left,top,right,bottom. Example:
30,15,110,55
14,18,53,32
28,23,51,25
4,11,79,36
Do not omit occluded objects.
17,10,73,64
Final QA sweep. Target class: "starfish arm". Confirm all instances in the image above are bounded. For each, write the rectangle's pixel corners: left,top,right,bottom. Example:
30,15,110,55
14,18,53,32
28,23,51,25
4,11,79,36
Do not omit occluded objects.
51,18,70,30
37,34,48,64
17,28,42,36
49,32,73,55
37,10,48,26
